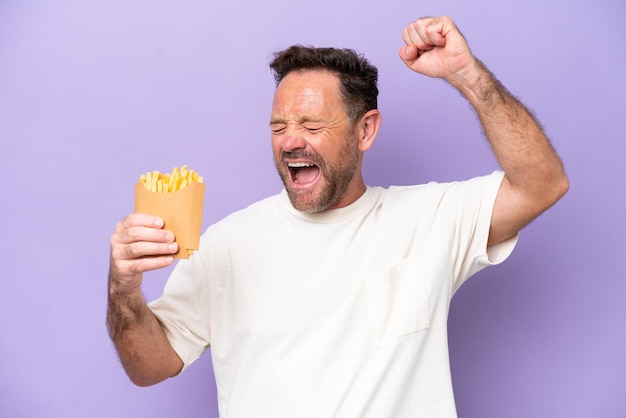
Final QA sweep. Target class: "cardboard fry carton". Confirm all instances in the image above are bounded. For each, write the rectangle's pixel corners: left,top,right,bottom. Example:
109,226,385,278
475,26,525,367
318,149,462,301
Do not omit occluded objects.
134,181,205,259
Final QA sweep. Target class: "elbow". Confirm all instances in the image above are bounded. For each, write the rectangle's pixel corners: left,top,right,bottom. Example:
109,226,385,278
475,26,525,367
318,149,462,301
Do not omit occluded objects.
131,379,161,388
523,169,570,213
553,171,570,203
123,359,181,387
540,170,569,211
127,370,169,387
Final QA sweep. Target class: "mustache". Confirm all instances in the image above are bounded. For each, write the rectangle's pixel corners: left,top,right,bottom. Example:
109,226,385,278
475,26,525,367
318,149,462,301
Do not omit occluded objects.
281,150,323,166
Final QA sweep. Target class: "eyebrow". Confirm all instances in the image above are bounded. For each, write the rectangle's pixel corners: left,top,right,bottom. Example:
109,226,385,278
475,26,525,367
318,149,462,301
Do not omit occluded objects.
269,116,325,126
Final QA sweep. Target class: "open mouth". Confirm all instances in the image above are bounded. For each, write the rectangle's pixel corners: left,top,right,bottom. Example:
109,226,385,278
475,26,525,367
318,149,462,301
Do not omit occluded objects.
287,161,321,186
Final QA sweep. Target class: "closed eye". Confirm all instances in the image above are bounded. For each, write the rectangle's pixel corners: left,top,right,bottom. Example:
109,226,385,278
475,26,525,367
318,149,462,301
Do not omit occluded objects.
270,124,286,134
303,124,323,133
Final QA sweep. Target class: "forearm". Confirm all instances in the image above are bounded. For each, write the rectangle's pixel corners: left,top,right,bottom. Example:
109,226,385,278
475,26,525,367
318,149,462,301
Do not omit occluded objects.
107,271,182,386
400,16,568,245
453,59,568,198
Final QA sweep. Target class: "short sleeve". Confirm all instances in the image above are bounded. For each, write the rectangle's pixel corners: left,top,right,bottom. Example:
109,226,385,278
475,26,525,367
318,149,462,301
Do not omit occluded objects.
148,242,213,373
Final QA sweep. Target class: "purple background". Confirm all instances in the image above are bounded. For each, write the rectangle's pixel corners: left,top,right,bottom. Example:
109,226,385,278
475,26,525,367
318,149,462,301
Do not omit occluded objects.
1,0,624,417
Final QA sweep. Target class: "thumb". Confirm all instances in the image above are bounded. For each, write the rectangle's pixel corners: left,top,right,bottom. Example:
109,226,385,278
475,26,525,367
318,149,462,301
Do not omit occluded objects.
399,44,419,65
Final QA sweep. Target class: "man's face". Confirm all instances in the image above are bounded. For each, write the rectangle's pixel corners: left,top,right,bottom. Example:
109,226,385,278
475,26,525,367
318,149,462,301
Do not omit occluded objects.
270,70,363,213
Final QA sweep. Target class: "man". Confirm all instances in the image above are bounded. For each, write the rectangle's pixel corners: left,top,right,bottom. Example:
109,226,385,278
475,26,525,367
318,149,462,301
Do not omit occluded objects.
107,16,568,417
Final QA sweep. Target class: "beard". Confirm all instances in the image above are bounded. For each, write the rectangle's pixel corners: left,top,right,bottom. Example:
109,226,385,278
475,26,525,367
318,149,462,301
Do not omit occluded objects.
274,135,359,213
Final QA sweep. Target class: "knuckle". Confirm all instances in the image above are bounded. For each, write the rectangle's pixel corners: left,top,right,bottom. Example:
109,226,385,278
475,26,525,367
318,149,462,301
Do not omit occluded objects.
120,213,143,230
125,243,140,258
112,221,125,240
110,241,123,260
125,226,140,241
119,215,132,229
126,261,143,276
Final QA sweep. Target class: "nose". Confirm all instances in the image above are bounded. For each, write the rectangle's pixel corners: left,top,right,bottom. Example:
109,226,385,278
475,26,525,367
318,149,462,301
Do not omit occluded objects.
279,127,307,152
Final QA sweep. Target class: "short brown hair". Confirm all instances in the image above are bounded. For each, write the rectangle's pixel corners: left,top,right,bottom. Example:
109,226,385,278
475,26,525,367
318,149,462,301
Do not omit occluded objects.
269,45,378,122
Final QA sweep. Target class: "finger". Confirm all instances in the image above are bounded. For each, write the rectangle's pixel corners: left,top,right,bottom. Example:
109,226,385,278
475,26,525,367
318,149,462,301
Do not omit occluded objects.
111,254,176,279
113,240,179,261
112,215,174,246
402,23,432,51
421,17,447,47
398,44,419,64
120,213,165,230
404,17,447,50
126,256,176,275
115,224,175,247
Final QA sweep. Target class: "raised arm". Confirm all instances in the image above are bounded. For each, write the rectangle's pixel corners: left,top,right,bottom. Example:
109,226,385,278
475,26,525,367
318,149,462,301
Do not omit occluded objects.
107,213,183,386
399,16,569,246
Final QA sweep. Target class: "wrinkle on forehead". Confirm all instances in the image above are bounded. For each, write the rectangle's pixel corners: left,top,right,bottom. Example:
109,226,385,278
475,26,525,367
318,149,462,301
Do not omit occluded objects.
271,70,346,124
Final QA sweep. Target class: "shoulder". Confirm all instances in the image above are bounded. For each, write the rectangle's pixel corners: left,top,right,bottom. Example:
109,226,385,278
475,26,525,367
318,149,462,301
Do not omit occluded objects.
374,172,504,221
385,171,504,200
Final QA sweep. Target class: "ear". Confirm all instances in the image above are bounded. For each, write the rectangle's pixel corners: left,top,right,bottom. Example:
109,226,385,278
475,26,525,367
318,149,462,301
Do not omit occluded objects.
356,109,382,153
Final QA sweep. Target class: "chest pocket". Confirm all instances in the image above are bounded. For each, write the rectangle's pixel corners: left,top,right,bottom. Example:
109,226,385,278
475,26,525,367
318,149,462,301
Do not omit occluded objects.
364,258,431,348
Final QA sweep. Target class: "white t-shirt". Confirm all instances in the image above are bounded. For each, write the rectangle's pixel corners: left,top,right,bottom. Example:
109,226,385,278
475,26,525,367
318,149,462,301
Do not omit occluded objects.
149,171,517,418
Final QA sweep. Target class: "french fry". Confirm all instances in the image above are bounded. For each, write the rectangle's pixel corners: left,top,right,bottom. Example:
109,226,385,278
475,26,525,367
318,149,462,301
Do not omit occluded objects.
138,165,204,193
